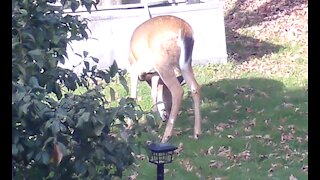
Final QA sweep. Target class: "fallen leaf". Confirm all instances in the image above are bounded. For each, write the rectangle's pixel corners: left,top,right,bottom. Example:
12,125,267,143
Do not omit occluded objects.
227,135,235,139
280,118,288,123
296,137,303,143
200,148,207,156
289,174,297,180
259,154,268,162
174,142,184,155
180,159,193,172
207,146,214,155
263,118,271,125
128,172,138,180
237,150,251,160
245,107,254,113
301,165,308,172
209,160,224,168
277,125,285,132
244,126,252,132
196,171,202,178
135,154,146,160
228,119,238,124
258,91,269,98
217,146,233,159
216,123,230,132
284,144,292,156
281,133,295,142
282,102,295,108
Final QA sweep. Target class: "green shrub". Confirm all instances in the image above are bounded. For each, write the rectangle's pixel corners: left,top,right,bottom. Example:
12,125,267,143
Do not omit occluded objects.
12,0,146,179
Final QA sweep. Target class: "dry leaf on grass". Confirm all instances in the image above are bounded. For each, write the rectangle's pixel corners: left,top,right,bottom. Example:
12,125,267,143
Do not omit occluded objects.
289,174,297,180
180,159,193,172
174,142,184,155
216,123,230,132
209,160,224,168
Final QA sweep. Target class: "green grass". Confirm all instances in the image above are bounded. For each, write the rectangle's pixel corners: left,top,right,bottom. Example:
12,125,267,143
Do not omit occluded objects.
123,38,308,179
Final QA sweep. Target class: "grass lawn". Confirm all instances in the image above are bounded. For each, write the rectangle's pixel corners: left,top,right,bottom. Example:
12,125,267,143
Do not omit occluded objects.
123,43,307,179
122,0,308,179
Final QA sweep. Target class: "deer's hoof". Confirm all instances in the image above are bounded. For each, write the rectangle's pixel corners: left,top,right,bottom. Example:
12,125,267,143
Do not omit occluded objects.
194,133,201,140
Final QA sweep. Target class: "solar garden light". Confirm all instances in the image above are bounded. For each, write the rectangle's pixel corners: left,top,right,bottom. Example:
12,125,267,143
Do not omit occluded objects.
148,143,177,180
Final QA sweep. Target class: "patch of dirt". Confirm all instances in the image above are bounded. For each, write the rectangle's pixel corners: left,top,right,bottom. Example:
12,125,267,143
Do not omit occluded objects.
222,0,308,61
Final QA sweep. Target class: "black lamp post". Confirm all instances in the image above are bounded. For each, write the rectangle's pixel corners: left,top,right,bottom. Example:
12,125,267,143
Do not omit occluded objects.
148,143,177,180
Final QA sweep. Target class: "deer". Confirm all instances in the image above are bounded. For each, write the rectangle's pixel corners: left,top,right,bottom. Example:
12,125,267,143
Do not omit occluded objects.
128,15,202,143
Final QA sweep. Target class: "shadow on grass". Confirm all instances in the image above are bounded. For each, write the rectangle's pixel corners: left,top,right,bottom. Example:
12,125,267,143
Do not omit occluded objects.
179,77,308,132
130,77,308,180
223,0,307,62
225,28,283,62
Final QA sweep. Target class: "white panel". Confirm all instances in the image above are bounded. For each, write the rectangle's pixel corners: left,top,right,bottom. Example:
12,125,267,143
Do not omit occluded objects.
60,2,227,74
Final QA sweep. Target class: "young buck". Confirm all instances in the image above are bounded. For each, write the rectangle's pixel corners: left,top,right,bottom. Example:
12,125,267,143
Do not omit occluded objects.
128,15,201,143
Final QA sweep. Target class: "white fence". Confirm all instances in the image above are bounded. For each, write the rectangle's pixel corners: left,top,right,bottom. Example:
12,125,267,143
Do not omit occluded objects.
59,1,227,74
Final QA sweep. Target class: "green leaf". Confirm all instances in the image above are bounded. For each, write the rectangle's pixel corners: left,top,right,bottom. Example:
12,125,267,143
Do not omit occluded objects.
28,49,42,56
35,152,42,162
119,75,129,94
83,51,89,58
95,147,105,160
17,64,26,78
12,144,18,156
70,1,80,12
44,119,54,130
27,151,34,160
51,121,61,135
110,87,115,101
42,151,50,165
59,123,67,132
87,164,96,177
23,94,31,102
75,53,82,58
45,171,55,179
78,108,86,115
57,142,68,156
91,56,99,63
29,76,44,89
84,1,92,13
22,32,35,43
109,61,118,77
75,160,87,174
13,135,19,144
93,123,105,136
91,65,97,71
104,141,115,152
18,9,28,16
14,91,26,102
43,137,54,149
80,112,90,122
52,35,60,45
17,144,24,153
20,102,30,114
84,61,89,70
76,112,90,128
12,41,20,48
54,82,62,99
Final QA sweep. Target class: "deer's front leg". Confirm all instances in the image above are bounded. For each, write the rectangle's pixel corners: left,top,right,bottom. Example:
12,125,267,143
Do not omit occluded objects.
151,75,161,113
130,71,139,99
